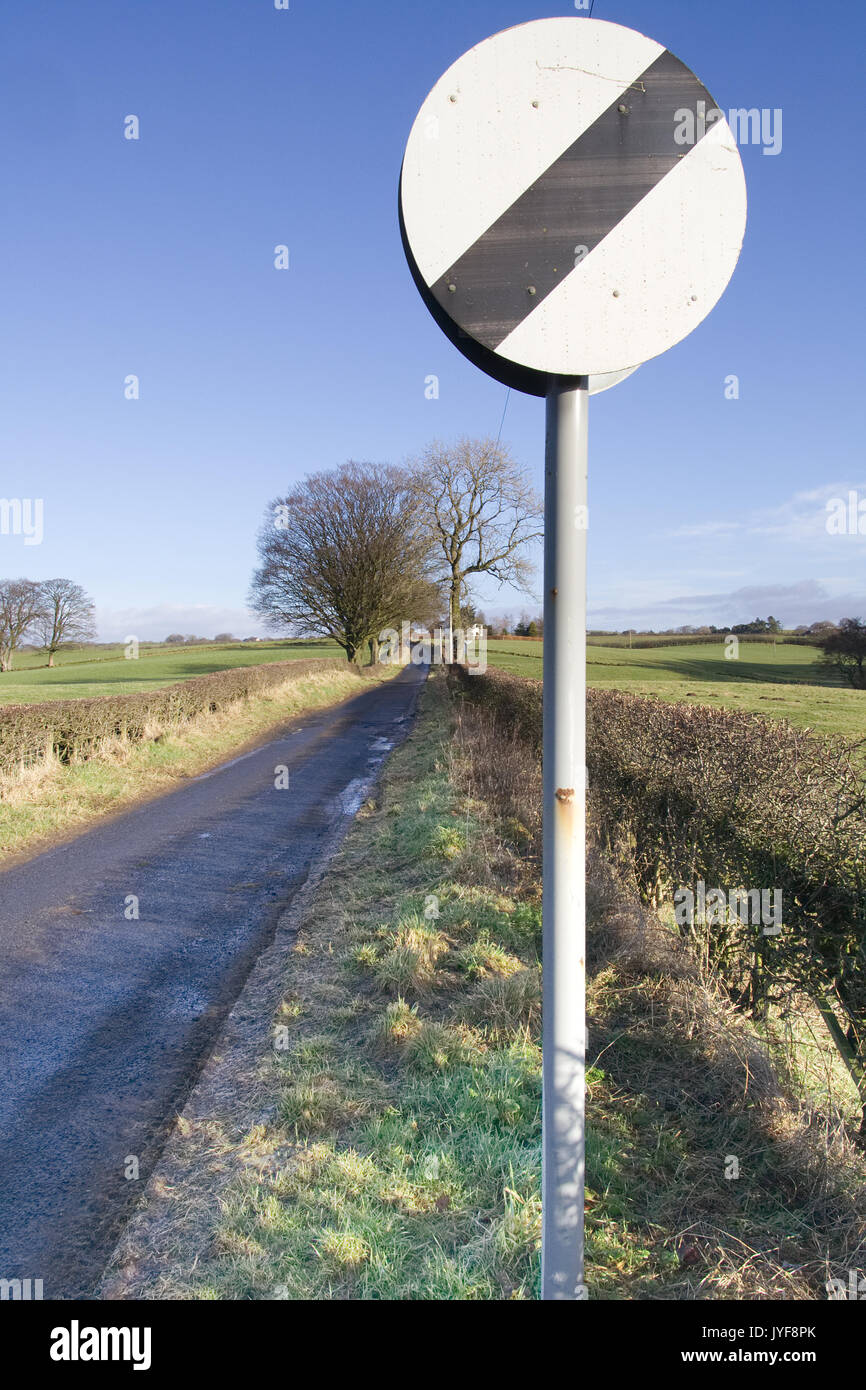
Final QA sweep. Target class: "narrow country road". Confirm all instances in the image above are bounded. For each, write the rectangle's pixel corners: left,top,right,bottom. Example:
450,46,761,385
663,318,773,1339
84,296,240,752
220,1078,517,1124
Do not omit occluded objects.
0,663,427,1298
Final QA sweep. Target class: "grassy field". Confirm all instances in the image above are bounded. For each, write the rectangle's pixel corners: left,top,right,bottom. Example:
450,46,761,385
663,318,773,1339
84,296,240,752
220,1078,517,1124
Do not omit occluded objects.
0,639,343,704
9,634,861,740
486,638,865,741
585,632,809,648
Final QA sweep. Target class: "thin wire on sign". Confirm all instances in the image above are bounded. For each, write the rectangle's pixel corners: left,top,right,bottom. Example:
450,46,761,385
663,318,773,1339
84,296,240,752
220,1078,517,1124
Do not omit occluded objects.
495,388,511,448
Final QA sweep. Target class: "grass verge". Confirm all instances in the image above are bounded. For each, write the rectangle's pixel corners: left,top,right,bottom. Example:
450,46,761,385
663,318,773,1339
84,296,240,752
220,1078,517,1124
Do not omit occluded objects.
101,669,865,1301
0,665,384,864
101,668,543,1300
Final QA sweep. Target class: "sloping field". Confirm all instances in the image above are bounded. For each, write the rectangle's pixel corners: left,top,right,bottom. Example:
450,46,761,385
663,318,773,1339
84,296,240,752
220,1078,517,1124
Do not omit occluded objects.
485,639,863,740
0,639,343,704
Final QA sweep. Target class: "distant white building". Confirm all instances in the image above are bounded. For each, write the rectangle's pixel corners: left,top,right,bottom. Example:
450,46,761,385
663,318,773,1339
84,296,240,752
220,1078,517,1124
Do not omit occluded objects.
436,624,487,663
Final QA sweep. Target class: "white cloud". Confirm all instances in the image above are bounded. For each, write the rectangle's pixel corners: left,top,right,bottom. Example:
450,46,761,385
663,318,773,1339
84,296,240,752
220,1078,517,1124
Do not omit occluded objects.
669,481,866,545
670,520,743,538
94,604,271,643
588,578,866,630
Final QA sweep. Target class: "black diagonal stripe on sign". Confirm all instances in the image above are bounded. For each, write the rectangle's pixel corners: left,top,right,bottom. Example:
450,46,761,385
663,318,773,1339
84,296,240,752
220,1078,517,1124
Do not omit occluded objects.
431,49,721,351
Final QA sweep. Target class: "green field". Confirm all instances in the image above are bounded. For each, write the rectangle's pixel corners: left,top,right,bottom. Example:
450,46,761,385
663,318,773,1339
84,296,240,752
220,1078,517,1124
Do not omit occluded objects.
486,639,866,741
587,633,786,647
5,635,863,743
0,640,343,704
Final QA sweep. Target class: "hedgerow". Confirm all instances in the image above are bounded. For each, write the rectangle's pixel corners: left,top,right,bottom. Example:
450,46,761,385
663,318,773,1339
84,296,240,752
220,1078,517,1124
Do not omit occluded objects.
0,658,354,774
450,665,866,1133
586,632,820,649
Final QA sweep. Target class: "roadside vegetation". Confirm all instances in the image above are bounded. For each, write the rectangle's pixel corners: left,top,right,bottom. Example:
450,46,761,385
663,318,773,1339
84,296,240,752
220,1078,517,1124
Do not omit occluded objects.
104,671,543,1300
0,661,385,863
8,632,856,741
455,664,866,1133
103,669,865,1301
450,667,866,1297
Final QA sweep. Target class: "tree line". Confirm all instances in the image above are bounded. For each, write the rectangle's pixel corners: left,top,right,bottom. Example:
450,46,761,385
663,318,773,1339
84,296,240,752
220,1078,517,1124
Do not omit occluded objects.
0,578,96,671
249,439,542,664
163,633,252,646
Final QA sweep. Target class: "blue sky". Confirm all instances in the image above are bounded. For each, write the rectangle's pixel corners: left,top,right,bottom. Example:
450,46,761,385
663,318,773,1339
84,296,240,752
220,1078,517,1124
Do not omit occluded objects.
0,0,863,639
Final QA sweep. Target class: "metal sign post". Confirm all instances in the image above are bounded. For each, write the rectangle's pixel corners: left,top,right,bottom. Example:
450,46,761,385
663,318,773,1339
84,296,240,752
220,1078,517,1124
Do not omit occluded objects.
543,379,588,1299
399,16,746,1300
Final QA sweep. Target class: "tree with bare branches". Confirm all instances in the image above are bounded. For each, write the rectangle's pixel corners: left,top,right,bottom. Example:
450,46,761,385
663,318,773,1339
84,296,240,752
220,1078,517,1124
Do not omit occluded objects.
249,462,439,664
409,438,542,643
818,617,866,689
34,578,97,666
0,579,45,672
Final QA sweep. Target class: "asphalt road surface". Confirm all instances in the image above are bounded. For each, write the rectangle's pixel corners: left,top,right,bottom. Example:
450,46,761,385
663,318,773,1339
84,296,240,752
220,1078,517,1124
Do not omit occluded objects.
0,662,427,1298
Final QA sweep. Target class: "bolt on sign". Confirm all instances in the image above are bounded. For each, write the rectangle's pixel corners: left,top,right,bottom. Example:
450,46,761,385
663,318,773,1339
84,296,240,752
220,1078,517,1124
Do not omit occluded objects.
399,17,746,1300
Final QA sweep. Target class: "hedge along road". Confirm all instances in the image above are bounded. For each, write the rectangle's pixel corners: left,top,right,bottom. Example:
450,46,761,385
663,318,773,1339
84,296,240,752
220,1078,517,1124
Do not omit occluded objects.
0,661,427,1297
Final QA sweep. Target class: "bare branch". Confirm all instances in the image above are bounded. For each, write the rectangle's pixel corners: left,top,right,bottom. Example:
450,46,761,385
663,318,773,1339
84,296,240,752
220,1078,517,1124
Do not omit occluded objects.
407,437,542,628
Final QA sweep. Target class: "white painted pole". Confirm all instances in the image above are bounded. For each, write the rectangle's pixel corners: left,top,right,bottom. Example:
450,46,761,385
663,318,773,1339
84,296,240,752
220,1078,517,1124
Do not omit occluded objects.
542,377,588,1300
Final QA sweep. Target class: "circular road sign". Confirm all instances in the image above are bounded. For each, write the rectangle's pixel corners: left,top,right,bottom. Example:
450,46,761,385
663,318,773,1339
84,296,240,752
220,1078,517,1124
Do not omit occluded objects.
399,17,747,396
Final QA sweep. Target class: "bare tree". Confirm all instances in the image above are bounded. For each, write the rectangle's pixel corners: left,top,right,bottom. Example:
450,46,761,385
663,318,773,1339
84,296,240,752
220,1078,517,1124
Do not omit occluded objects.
0,579,45,672
34,578,96,666
249,462,439,665
409,438,542,639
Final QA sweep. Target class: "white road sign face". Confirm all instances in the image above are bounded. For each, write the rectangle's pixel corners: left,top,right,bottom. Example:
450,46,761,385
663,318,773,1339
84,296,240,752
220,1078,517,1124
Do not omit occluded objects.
400,17,747,394
587,365,638,395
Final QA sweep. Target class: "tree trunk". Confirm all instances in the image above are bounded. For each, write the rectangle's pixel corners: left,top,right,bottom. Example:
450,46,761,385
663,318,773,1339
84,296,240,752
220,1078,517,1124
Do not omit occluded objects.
48,652,54,667
815,993,866,1143
449,579,460,664
368,636,379,667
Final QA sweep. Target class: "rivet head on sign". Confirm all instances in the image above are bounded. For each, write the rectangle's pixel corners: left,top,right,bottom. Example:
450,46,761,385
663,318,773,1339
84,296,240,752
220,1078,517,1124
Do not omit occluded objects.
527,286,536,295
691,294,698,302
531,100,539,108
449,94,458,103
618,104,630,114
612,290,621,298
448,284,457,293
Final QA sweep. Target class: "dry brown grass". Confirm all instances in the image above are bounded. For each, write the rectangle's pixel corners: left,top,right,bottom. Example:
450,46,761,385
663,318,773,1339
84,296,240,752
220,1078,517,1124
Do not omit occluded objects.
100,672,544,1302
583,852,866,1298
100,668,866,1302
449,679,866,1300
0,667,385,862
